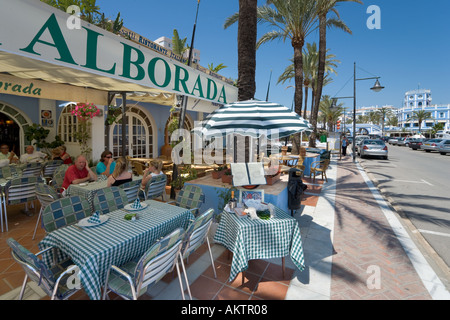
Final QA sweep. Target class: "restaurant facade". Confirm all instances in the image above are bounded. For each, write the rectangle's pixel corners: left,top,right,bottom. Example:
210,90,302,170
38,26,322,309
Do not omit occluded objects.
0,0,237,163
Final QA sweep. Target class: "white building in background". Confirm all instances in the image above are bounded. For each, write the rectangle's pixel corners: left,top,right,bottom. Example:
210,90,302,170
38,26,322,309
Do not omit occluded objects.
154,36,201,64
396,89,450,133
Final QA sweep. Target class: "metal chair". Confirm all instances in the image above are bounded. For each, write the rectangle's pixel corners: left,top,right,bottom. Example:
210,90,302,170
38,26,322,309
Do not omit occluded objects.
93,186,128,214
167,184,205,217
21,162,43,178
119,179,141,203
2,176,42,232
143,174,167,201
50,164,70,193
41,196,91,233
310,159,330,183
7,238,81,300
102,228,188,300
32,183,60,240
42,160,63,184
180,208,216,300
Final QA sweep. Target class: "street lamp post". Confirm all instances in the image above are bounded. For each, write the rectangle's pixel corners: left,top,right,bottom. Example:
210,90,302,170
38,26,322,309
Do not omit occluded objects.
332,62,385,162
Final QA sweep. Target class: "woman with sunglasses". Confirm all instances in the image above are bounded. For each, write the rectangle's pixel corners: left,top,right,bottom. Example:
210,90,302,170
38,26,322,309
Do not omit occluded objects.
96,150,116,177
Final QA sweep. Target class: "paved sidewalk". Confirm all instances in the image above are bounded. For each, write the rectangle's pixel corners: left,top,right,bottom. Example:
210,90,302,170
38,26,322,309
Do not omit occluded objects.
286,153,450,300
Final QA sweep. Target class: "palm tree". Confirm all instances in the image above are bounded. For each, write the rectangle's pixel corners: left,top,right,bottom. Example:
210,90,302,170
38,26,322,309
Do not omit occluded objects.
225,0,318,113
208,63,228,73
386,115,398,128
407,110,433,133
319,95,343,131
312,0,362,147
172,29,189,56
375,107,395,136
278,42,339,119
235,0,258,101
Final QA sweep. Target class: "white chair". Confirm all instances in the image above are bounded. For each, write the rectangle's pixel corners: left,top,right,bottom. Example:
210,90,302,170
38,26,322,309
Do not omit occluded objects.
2,176,41,232
119,180,141,203
32,183,60,240
102,228,187,300
21,162,43,178
7,238,81,300
42,160,63,184
143,174,167,201
180,208,216,300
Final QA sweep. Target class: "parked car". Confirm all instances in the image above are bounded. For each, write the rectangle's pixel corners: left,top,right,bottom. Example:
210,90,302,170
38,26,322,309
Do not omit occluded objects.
388,137,398,145
359,139,388,160
354,135,370,154
403,138,416,147
409,138,428,150
395,137,407,146
421,139,444,152
437,139,450,155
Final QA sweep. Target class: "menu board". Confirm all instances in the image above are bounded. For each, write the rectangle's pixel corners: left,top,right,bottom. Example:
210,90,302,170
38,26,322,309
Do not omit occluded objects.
230,162,267,186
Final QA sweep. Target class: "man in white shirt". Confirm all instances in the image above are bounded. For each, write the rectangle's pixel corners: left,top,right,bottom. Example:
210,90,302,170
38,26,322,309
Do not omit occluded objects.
0,144,19,167
20,145,47,164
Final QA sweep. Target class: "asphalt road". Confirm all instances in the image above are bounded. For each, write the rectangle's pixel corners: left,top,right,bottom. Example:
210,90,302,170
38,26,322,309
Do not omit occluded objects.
355,143,450,283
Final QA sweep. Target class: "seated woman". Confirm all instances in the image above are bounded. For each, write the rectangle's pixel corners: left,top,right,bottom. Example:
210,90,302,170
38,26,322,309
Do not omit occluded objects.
107,157,132,187
59,145,73,165
51,147,63,161
139,159,163,192
96,150,116,177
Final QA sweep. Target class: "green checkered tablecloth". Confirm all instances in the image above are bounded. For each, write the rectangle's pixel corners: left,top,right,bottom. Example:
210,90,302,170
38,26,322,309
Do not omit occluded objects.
66,175,142,210
38,200,194,300
214,206,305,282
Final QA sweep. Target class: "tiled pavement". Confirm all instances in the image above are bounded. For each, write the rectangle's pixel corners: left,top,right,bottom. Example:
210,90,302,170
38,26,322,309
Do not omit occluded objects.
1,154,449,300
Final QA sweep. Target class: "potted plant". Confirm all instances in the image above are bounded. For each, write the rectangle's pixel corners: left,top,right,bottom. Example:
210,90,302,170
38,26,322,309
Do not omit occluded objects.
221,168,233,184
265,171,281,185
212,165,225,179
105,106,122,125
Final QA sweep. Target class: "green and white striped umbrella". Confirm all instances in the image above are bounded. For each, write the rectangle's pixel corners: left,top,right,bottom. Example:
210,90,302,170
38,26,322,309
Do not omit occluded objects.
194,100,312,139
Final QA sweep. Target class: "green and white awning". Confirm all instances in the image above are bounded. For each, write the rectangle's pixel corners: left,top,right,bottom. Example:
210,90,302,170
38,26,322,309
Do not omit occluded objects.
194,100,312,139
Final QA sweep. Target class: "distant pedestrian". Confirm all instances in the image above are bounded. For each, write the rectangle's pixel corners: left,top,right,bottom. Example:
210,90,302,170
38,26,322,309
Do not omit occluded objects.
342,136,349,156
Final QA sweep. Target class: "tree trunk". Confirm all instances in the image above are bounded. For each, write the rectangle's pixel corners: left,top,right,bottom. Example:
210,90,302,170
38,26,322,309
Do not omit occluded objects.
303,86,309,119
238,0,257,101
310,15,327,148
292,41,304,154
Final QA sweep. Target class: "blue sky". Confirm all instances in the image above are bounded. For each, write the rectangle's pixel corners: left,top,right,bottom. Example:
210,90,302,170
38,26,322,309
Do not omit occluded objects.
98,0,450,112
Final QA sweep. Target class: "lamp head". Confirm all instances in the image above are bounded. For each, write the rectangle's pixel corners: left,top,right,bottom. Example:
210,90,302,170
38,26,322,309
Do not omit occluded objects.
371,79,385,92
331,98,338,108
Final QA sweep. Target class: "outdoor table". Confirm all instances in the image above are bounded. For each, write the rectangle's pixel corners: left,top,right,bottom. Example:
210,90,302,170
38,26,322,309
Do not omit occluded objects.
302,152,321,177
213,205,305,282
38,200,194,300
66,175,142,211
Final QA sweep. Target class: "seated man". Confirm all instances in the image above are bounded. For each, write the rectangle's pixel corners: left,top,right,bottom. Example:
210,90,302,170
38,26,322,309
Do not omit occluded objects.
20,145,47,163
0,144,19,166
61,155,97,195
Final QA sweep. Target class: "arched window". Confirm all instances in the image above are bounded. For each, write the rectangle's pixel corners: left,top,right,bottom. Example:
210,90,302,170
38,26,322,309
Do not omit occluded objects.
58,103,80,143
109,105,156,158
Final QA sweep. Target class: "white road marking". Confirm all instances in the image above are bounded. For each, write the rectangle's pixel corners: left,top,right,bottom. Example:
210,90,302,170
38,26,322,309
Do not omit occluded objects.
417,229,450,238
421,179,434,186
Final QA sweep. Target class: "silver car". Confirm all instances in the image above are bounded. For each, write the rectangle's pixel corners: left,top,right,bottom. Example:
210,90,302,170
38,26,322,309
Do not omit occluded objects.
359,139,388,160
421,139,444,152
438,139,450,155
